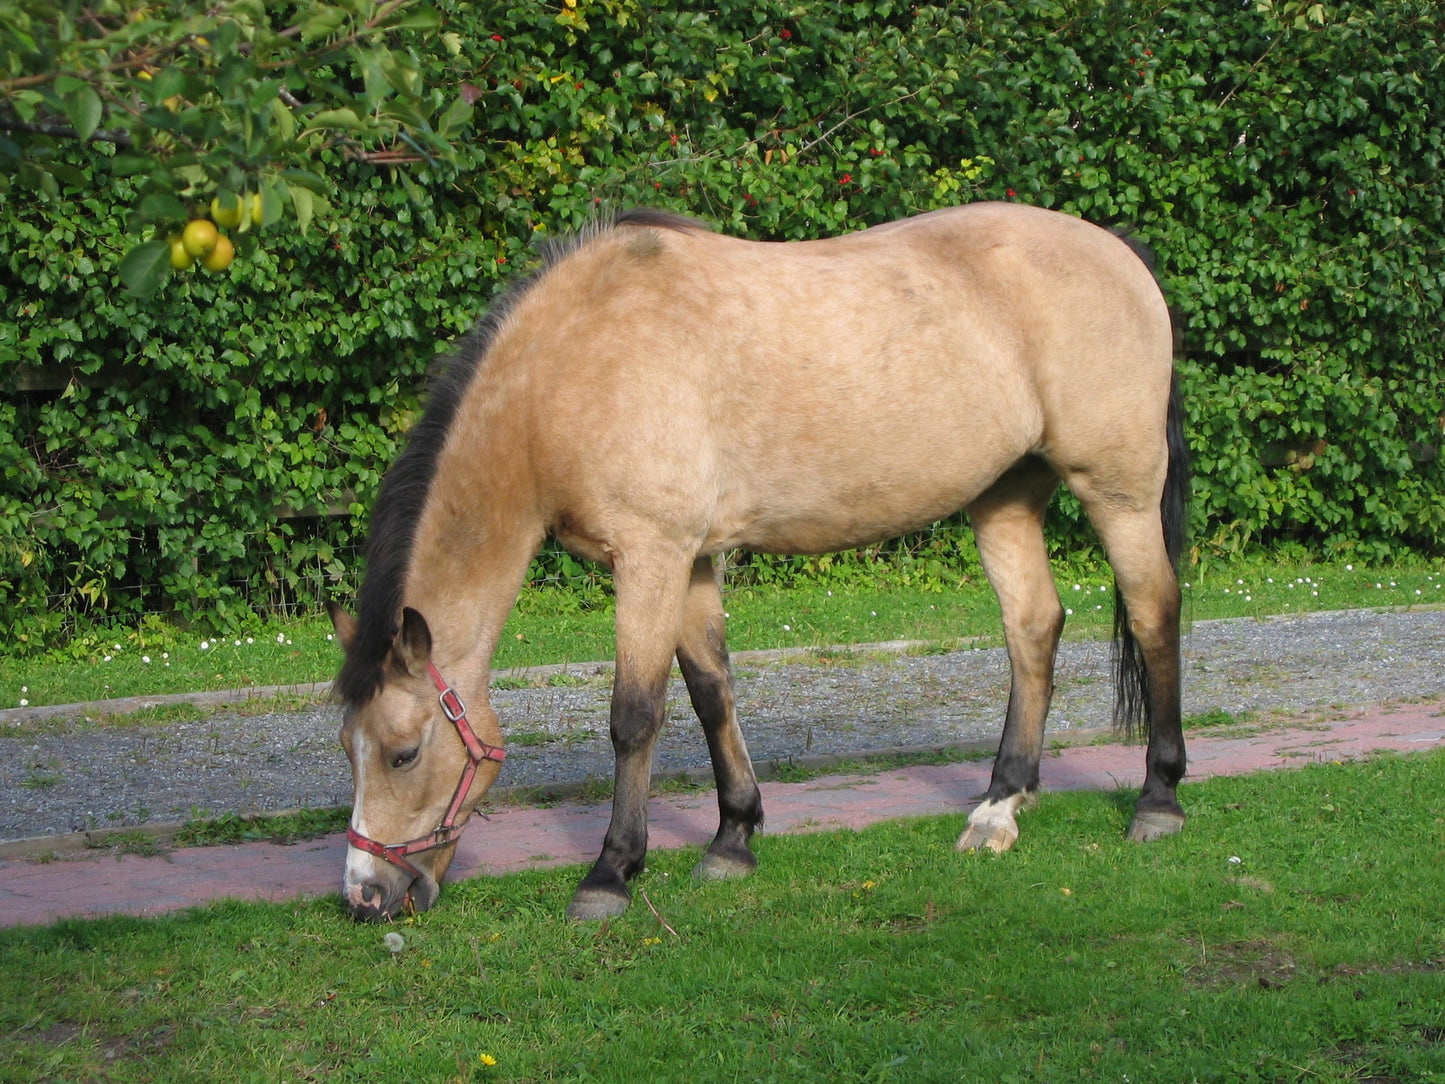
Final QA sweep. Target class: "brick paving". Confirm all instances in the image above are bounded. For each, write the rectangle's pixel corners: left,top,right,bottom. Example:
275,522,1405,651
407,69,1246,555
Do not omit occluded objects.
2,702,1441,930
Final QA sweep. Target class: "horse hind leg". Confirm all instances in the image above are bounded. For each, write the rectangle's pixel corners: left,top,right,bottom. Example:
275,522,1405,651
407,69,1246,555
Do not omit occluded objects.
1083,501,1186,842
676,556,764,882
567,546,694,922
957,460,1064,854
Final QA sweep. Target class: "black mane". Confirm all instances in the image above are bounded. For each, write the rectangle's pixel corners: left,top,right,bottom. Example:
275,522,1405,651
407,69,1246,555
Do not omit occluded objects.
333,209,705,705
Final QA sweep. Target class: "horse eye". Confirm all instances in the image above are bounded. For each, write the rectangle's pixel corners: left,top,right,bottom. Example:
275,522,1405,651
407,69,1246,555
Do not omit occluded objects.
391,748,419,769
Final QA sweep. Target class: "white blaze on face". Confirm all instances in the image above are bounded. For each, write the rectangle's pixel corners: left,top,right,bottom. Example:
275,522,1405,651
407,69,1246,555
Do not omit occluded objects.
344,728,382,884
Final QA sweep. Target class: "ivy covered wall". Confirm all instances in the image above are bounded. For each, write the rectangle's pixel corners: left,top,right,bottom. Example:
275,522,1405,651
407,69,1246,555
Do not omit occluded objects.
2,0,1442,645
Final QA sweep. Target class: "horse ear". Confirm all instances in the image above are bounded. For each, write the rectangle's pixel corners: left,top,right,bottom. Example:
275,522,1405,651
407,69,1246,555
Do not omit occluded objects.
395,607,433,675
327,602,358,651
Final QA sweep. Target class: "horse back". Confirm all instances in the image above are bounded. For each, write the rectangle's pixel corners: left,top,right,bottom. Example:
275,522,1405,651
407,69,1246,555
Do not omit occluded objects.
477,204,1173,558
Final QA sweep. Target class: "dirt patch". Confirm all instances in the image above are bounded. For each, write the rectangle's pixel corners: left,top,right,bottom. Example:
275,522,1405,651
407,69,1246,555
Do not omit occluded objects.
1185,936,1301,989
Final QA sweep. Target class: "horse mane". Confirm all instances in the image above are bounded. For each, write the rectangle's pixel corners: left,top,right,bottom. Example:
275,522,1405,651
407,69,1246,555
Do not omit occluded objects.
333,208,707,705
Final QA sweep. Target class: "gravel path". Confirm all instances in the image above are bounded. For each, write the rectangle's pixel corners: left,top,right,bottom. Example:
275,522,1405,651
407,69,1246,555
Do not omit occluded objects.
2,607,1442,843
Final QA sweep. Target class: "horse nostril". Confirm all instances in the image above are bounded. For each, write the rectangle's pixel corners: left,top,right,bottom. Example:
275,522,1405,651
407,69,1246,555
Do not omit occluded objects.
361,884,381,907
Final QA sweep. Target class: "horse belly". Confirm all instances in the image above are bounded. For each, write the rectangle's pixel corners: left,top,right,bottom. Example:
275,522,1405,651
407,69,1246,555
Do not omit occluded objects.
709,404,1032,556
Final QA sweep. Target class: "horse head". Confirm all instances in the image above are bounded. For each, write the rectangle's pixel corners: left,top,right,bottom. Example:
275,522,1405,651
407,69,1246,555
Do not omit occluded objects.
330,604,505,922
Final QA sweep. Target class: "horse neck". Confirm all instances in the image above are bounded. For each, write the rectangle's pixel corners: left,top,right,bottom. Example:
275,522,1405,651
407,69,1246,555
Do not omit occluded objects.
402,469,542,698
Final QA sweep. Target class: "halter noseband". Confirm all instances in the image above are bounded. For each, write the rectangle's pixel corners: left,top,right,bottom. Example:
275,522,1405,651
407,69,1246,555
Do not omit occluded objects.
345,662,505,881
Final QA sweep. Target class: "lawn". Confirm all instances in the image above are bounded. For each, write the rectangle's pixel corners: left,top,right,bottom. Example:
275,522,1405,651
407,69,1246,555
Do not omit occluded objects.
1,751,1442,1082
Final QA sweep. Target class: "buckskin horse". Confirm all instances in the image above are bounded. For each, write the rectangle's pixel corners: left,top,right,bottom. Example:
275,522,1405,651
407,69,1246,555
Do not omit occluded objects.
329,202,1189,922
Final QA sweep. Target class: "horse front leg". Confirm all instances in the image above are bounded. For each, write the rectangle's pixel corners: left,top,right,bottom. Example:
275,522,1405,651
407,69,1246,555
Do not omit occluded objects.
567,549,693,921
957,466,1063,853
676,556,763,882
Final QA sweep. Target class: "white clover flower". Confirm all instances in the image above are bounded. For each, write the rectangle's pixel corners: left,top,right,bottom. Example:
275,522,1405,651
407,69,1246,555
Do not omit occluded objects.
246,637,254,644
782,624,791,631
277,633,285,643
18,699,28,707
200,641,210,651
142,656,151,664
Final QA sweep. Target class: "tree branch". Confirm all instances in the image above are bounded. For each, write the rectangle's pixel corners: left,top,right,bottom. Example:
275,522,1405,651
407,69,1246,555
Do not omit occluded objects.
0,115,135,147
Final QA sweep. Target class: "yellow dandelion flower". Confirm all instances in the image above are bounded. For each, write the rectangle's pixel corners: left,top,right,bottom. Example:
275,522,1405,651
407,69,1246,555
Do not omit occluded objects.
479,1053,498,1067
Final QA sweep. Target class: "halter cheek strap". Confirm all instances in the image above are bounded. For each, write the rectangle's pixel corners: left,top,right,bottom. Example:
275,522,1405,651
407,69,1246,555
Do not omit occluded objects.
345,663,505,880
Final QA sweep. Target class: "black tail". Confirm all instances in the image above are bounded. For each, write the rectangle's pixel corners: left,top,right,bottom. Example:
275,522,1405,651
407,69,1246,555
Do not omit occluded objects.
1113,372,1190,740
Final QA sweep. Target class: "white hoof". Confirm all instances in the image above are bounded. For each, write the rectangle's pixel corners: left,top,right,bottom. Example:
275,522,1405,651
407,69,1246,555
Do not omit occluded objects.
956,793,1033,854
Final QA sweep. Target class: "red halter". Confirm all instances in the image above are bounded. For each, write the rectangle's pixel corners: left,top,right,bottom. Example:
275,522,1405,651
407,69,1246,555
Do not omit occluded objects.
345,662,505,881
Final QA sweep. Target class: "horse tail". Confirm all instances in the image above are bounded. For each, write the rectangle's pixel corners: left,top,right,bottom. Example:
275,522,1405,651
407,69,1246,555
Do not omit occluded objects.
1113,370,1190,742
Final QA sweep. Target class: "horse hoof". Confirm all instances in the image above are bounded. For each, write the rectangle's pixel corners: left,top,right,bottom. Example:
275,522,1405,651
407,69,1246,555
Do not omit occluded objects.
956,795,1027,853
955,822,1018,854
693,850,756,882
1126,810,1185,843
566,887,631,921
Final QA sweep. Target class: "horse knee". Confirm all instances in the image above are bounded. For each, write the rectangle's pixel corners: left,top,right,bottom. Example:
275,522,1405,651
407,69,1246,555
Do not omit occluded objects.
609,680,666,756
1001,598,1064,677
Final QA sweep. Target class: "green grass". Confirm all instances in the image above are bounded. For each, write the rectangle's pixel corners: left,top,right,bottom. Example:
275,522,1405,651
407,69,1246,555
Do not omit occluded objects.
3,553,1442,711
1,751,1442,1082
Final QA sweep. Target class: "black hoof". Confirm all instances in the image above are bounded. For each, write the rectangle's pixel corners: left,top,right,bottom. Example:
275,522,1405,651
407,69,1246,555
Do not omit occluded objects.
566,885,632,921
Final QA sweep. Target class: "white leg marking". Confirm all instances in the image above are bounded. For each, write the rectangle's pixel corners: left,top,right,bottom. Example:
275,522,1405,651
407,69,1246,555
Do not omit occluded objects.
957,792,1034,853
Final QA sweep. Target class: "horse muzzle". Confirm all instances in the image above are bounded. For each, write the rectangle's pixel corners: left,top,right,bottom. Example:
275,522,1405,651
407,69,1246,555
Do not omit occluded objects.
343,867,441,923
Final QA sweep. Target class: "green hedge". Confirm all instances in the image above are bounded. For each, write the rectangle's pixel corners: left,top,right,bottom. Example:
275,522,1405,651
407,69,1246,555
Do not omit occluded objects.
2,0,1442,648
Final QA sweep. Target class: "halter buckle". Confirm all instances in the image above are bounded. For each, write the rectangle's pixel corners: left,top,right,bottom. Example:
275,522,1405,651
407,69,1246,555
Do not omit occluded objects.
438,685,466,723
